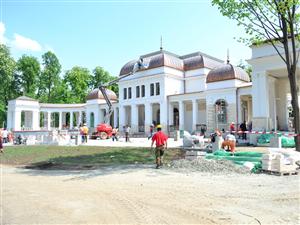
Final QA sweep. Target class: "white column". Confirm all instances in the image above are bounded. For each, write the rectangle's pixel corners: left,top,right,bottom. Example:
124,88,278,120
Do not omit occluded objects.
192,99,198,131
99,108,106,123
113,107,118,128
106,108,111,125
131,104,139,132
59,111,63,130
247,98,252,122
252,72,271,130
32,110,40,130
47,112,51,130
179,101,184,130
70,112,74,129
93,111,98,128
7,110,12,130
168,102,174,126
145,103,152,133
14,110,21,131
42,112,46,129
119,106,126,130
160,101,168,133
78,111,82,126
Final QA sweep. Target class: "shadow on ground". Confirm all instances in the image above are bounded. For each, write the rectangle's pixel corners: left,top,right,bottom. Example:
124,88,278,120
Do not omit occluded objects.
16,150,184,180
18,164,173,181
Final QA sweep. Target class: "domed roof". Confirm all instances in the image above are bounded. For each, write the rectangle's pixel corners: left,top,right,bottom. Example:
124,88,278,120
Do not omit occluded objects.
86,88,117,101
119,50,184,76
119,60,138,76
183,54,223,71
206,64,250,83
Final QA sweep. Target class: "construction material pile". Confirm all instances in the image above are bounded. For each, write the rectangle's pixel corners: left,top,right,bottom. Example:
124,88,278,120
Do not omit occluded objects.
169,157,251,174
205,150,263,172
262,148,300,173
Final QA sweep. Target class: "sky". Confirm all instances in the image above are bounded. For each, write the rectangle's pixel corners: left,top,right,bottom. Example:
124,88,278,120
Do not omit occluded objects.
0,0,252,76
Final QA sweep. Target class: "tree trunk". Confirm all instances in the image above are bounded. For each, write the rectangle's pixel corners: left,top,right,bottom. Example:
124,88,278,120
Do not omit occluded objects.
288,70,300,151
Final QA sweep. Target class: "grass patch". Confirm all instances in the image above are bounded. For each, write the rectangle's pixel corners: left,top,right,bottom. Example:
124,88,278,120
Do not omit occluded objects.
0,146,184,169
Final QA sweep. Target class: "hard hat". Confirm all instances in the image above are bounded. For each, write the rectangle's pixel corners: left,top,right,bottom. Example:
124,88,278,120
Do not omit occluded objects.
156,124,162,129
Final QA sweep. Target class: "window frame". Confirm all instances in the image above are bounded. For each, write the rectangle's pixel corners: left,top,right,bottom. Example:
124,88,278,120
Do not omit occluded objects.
155,82,160,95
128,87,132,99
123,88,127,99
150,83,154,96
141,85,145,97
136,86,140,98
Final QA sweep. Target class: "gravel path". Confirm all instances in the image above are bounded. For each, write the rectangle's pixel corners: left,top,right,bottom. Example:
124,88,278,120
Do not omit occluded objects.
169,158,251,174
1,164,299,225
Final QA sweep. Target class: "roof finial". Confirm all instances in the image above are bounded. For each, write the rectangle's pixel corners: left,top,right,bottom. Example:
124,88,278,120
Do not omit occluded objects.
227,48,230,64
160,35,163,51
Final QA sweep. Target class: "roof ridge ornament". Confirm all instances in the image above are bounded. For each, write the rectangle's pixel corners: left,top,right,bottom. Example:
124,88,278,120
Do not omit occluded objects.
227,48,230,64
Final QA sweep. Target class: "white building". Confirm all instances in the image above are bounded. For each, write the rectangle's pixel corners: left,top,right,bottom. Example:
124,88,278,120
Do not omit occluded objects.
6,44,300,135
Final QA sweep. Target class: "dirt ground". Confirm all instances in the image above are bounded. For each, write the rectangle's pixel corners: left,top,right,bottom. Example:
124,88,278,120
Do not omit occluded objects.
1,164,300,225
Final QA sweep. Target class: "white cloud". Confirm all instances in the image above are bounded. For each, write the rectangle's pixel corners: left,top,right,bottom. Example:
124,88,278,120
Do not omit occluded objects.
12,33,42,52
0,22,44,51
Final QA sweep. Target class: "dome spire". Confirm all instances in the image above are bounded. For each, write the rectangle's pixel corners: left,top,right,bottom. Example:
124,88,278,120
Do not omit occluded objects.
227,48,230,64
160,35,163,51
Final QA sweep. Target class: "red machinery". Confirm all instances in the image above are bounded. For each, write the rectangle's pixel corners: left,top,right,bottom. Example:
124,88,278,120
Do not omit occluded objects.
94,123,113,140
94,58,149,140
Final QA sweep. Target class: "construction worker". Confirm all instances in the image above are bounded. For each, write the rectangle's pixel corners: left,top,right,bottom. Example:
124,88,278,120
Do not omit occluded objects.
151,124,168,169
82,123,89,143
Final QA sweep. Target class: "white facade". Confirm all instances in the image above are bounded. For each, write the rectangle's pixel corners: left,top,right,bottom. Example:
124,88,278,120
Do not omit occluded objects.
7,46,298,135
247,41,300,131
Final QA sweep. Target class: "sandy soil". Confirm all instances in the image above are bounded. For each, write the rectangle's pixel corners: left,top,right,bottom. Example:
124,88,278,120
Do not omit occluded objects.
1,164,299,225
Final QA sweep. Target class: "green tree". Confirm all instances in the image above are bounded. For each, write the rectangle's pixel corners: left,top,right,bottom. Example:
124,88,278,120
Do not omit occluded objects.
51,81,73,104
37,51,61,103
212,0,300,151
0,44,16,126
64,66,92,103
237,60,252,81
91,66,118,95
15,55,40,98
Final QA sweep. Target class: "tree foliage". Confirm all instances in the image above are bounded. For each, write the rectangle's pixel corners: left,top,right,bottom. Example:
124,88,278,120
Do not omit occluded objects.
0,44,16,126
38,51,62,103
0,44,117,128
91,66,118,95
64,66,92,103
212,0,300,150
237,60,252,80
15,55,40,98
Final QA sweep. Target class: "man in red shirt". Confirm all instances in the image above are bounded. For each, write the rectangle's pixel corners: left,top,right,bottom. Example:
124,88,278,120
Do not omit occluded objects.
151,125,168,169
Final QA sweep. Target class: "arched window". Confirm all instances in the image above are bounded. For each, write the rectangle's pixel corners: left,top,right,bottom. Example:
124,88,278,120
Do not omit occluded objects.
90,112,94,128
215,99,227,124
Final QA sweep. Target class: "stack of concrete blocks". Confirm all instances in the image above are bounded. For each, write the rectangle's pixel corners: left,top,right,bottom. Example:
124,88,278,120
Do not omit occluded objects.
185,150,206,160
270,136,282,148
183,132,205,149
262,153,298,173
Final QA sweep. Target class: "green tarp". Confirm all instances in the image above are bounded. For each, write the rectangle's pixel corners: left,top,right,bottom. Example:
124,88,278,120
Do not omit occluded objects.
281,136,295,148
257,133,295,147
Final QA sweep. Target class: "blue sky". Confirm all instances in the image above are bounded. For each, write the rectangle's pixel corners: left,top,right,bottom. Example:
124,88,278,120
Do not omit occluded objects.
0,0,251,76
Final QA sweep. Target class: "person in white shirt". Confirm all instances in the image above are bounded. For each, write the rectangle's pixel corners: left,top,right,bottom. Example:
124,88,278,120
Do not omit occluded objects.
2,129,8,143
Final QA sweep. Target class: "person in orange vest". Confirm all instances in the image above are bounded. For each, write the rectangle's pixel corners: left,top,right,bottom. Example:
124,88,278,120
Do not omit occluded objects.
151,124,168,169
82,123,89,143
